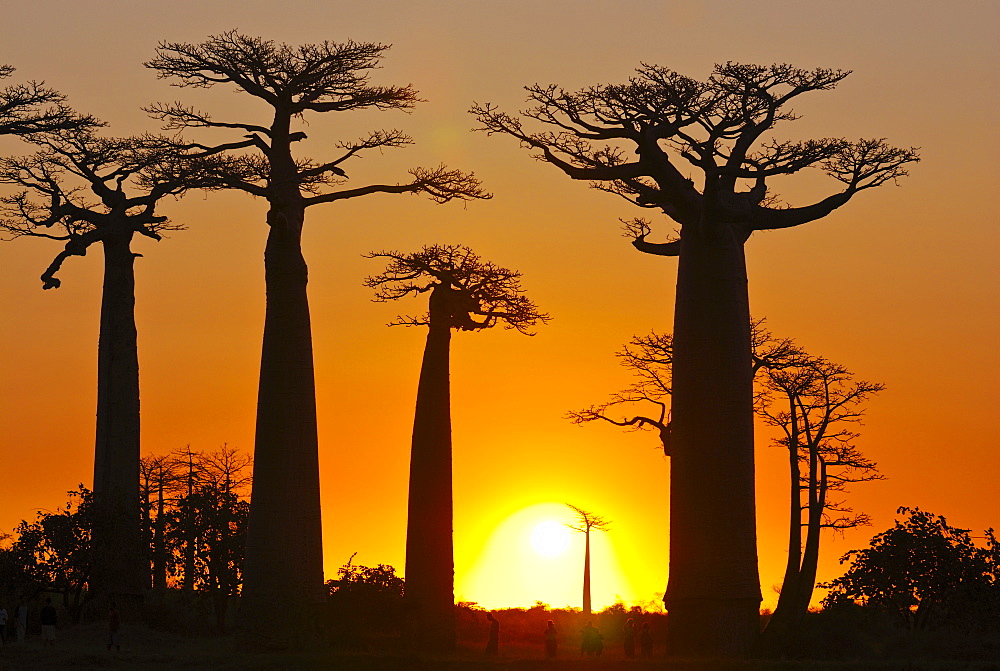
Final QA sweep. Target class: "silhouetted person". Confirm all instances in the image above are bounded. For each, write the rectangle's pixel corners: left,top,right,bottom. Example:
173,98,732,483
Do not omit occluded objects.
580,620,602,656
39,598,56,647
15,602,26,645
485,612,499,656
623,617,636,658
640,621,653,657
544,619,557,657
107,601,120,651
0,604,7,646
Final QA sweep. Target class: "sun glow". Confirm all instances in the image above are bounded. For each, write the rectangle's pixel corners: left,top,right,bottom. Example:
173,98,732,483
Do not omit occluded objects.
530,520,571,556
458,502,634,610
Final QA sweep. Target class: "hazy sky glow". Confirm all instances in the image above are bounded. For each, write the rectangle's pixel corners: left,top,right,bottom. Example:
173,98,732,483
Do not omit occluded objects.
2,1,998,611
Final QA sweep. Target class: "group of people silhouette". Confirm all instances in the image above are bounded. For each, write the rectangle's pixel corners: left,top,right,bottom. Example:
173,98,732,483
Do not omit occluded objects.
484,614,655,658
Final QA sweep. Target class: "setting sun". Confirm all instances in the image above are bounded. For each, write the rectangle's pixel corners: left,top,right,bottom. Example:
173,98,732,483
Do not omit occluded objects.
459,502,633,610
530,520,571,557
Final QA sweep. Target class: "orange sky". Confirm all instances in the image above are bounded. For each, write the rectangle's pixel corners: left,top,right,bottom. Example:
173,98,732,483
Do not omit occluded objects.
2,1,998,611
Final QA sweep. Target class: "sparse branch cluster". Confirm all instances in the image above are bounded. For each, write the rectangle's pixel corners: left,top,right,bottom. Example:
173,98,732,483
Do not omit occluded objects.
758,355,886,530
474,62,919,249
568,318,808,455
142,32,489,209
0,65,97,137
364,244,549,334
0,129,227,288
566,504,612,534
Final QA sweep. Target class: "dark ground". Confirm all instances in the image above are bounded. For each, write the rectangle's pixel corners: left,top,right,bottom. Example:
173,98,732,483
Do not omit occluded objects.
1,624,998,670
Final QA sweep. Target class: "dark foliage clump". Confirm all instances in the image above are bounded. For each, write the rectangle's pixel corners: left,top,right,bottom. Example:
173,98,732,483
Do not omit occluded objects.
326,557,406,651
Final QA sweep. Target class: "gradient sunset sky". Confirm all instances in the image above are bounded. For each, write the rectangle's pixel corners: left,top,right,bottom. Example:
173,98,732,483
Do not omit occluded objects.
2,0,997,610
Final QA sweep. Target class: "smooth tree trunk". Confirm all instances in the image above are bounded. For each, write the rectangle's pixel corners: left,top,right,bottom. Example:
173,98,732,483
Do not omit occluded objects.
764,412,804,643
240,110,326,644
664,214,762,657
404,285,456,652
90,230,146,611
582,530,592,615
792,466,827,618
240,194,325,644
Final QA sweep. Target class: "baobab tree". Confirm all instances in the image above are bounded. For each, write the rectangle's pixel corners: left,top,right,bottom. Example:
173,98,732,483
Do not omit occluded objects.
759,355,884,643
1,64,94,137
0,128,226,608
565,504,611,615
145,33,488,641
474,63,918,656
365,244,548,650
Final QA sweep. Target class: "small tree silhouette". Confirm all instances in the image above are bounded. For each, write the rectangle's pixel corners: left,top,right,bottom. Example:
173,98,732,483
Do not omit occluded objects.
146,34,488,641
820,508,999,631
565,504,611,615
365,244,548,651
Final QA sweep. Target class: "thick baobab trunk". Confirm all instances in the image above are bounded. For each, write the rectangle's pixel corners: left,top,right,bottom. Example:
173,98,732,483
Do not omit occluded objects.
664,222,761,657
404,285,456,652
582,530,592,615
91,231,146,611
241,201,325,644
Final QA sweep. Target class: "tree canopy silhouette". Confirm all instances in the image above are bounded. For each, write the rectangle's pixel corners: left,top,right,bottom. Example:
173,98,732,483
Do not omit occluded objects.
475,62,918,656
0,65,95,137
366,244,547,651
0,127,228,608
5,486,93,624
565,504,611,616
145,32,489,644
821,508,1000,632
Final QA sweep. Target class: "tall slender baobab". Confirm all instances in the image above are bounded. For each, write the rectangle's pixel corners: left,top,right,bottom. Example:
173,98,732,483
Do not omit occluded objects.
475,63,918,656
760,354,884,643
0,129,223,607
565,504,611,615
145,33,488,641
365,244,548,650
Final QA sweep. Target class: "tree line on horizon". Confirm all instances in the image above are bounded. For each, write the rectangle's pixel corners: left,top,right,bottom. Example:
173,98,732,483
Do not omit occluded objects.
1,31,928,658
0,445,250,631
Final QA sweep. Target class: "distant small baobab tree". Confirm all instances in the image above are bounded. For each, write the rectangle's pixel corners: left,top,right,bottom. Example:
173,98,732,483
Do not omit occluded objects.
365,243,549,651
565,503,611,616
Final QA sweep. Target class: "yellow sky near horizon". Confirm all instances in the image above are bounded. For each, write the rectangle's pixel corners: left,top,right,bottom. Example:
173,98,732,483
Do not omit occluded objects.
2,1,998,611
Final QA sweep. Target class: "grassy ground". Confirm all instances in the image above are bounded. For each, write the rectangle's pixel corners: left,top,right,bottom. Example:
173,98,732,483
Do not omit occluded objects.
1,625,997,670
